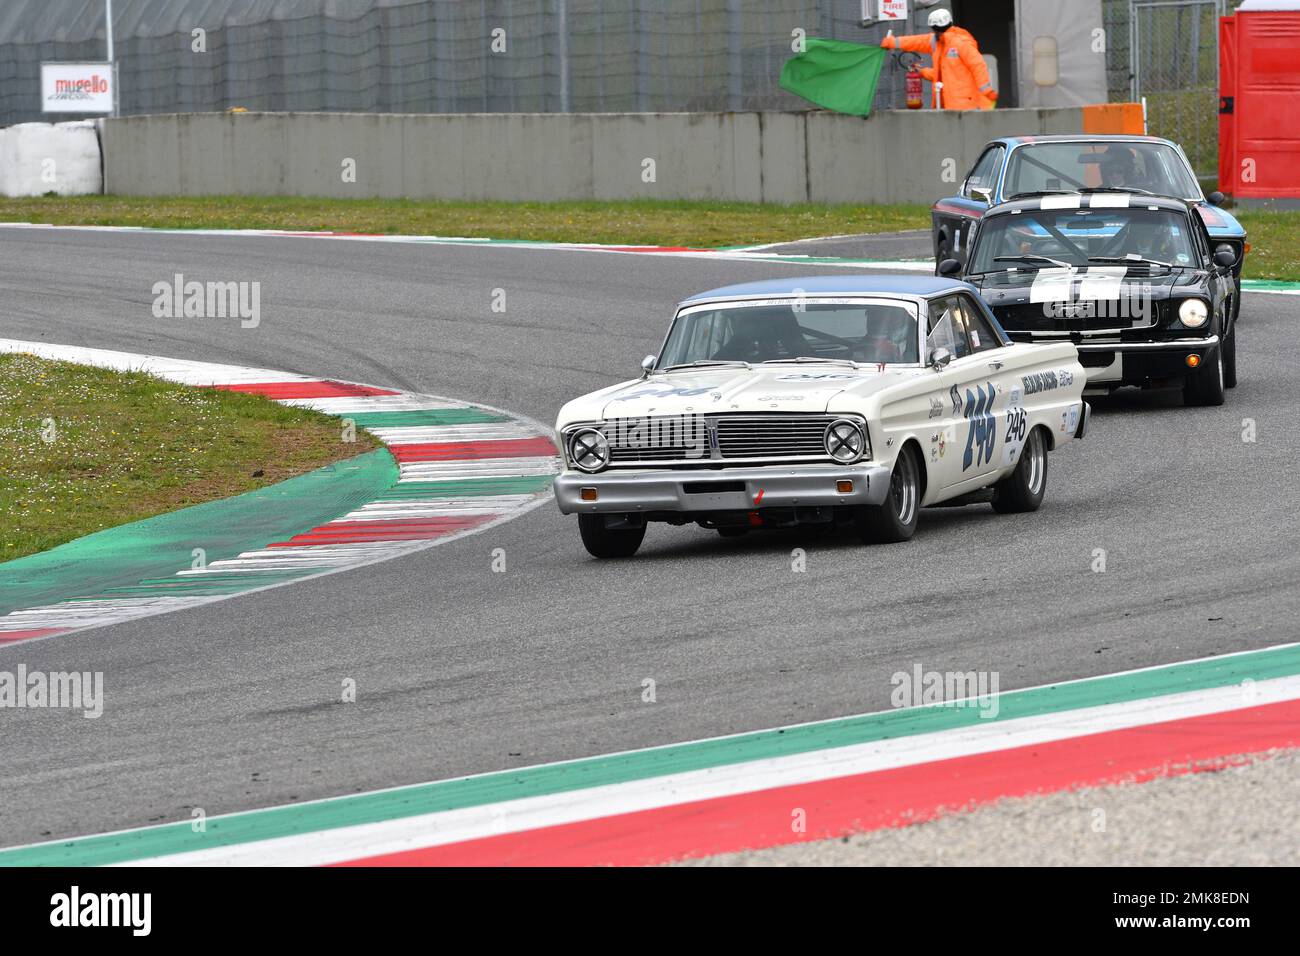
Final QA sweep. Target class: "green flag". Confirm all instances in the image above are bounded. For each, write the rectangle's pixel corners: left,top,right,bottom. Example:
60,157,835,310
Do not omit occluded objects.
779,38,886,116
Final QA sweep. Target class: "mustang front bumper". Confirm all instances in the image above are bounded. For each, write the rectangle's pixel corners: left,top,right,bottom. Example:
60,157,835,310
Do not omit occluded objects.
554,462,892,515
1074,335,1220,386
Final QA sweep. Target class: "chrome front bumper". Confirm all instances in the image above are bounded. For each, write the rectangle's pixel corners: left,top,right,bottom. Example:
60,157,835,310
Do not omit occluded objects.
553,462,892,515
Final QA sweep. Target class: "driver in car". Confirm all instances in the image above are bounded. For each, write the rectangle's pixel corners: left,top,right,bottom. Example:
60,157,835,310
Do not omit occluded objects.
1098,146,1155,192
714,310,812,361
863,309,917,364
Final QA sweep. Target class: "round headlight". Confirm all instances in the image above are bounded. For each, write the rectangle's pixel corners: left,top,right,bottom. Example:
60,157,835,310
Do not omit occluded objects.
568,428,610,473
1178,299,1209,328
825,419,866,464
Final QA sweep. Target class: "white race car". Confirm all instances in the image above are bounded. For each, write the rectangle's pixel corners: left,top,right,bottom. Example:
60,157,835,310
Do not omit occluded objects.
554,276,1089,558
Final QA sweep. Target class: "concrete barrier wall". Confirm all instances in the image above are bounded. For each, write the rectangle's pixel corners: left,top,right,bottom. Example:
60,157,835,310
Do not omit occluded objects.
102,108,1085,204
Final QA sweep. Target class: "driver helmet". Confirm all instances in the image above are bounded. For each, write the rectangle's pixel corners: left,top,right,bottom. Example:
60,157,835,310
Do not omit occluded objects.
1100,146,1139,186
867,309,916,363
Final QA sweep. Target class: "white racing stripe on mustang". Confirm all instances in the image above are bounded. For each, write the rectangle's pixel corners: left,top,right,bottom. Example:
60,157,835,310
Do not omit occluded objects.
111,673,1300,867
1088,193,1131,208
1077,267,1128,300
1029,267,1077,303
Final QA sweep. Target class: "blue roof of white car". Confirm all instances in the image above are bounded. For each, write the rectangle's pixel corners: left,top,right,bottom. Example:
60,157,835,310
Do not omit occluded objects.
681,275,974,302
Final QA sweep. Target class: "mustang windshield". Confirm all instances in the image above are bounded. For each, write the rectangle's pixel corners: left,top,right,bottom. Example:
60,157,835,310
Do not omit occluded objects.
1003,142,1200,200
659,301,919,368
968,207,1197,273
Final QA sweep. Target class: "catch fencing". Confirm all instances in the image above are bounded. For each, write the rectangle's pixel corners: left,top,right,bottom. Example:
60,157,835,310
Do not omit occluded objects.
1105,0,1239,180
0,0,926,127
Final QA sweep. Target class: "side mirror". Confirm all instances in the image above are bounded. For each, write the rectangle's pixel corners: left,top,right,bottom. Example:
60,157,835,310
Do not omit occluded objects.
928,346,953,370
1207,190,1225,206
969,187,992,204
938,258,962,277
1214,247,1236,268
640,354,657,375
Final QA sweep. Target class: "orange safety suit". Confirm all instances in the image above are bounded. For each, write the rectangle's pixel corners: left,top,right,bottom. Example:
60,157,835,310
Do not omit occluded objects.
882,27,996,110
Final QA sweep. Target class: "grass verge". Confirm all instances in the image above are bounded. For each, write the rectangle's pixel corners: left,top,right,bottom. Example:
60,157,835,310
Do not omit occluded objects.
0,352,379,562
2,195,1295,280
1232,211,1300,283
0,195,932,248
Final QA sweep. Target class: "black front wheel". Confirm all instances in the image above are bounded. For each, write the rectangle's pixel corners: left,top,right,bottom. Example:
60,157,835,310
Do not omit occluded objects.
1183,344,1226,407
1223,326,1238,390
992,426,1048,513
855,445,920,544
578,514,646,558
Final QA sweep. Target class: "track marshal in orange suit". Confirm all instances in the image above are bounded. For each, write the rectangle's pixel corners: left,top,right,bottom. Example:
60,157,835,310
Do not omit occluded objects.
880,8,996,110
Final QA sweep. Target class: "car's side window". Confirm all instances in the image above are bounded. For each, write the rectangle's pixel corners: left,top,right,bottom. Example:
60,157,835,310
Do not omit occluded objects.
1192,215,1214,267
962,147,1004,200
957,295,1002,353
926,296,970,360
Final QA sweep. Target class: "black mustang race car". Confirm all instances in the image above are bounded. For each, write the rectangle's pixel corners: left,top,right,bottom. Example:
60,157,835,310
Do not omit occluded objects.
940,192,1237,407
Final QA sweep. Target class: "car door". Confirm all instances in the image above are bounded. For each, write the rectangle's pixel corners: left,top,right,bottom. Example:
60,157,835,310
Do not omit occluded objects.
932,144,1004,270
923,293,1006,494
955,294,1024,475
1189,208,1232,333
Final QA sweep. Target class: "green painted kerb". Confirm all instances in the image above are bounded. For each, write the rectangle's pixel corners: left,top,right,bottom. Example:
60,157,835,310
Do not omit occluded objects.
2,642,1295,866
0,449,397,616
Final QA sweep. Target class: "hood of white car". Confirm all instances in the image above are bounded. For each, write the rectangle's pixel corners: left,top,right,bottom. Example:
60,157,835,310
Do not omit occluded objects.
571,365,919,421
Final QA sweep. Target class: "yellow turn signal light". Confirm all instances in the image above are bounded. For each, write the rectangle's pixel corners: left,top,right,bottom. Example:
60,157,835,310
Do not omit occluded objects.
1186,354,1201,368
836,480,854,493
580,488,598,501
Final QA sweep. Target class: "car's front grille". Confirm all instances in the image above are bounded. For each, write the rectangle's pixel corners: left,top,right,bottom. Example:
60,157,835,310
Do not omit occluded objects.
993,301,1162,334
716,414,833,460
594,413,842,468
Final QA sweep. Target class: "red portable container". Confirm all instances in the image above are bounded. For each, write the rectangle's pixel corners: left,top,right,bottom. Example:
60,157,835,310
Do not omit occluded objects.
1220,0,1300,199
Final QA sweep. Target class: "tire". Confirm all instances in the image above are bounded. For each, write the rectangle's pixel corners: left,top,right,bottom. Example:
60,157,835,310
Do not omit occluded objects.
578,513,645,558
934,240,950,276
1223,325,1238,389
991,426,1048,514
1183,343,1226,407
855,445,921,543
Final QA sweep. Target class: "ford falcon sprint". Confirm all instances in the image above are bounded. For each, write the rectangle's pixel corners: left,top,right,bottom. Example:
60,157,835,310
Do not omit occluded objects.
931,134,1247,317
553,276,1090,558
940,193,1237,407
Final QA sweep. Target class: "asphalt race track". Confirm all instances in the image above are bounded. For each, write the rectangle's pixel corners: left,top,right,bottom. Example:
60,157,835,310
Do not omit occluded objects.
1,225,1297,847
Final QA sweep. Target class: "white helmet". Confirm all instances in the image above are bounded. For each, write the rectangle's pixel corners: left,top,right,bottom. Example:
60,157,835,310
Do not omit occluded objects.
928,8,953,28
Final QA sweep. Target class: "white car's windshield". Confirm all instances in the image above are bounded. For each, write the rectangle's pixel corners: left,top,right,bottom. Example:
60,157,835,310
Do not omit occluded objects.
659,301,920,368
1003,142,1200,200
968,207,1196,273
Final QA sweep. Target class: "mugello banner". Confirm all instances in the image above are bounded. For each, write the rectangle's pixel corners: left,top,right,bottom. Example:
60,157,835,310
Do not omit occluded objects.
40,62,114,113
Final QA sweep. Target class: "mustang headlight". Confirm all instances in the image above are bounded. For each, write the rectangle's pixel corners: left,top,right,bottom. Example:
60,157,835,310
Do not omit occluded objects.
567,427,610,473
824,419,868,464
1178,299,1209,329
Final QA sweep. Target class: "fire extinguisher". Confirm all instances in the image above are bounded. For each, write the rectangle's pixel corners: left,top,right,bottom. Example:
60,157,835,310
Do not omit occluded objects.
898,52,923,110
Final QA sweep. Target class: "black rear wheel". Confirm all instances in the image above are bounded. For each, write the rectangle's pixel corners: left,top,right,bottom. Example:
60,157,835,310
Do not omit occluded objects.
578,514,646,558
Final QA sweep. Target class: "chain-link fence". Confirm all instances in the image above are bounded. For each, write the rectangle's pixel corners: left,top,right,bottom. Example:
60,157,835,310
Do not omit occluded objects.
1104,0,1242,182
0,0,938,127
